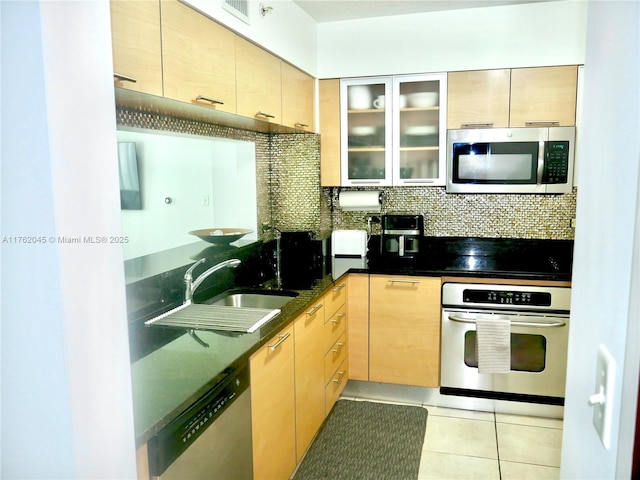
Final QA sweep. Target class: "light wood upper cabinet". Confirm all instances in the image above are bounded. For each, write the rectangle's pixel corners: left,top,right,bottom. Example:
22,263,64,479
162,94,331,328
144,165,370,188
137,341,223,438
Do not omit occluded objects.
250,324,296,480
160,0,237,114
509,65,578,127
319,79,341,186
110,0,163,96
447,69,511,129
236,37,282,123
448,66,578,129
282,62,315,131
369,275,441,387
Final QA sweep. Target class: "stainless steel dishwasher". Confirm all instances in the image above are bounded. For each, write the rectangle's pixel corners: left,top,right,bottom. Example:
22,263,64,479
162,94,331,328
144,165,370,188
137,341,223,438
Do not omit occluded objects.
147,365,253,480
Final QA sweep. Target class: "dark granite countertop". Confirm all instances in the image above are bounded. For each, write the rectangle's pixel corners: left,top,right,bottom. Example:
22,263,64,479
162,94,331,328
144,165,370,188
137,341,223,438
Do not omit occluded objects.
131,273,337,446
130,235,573,446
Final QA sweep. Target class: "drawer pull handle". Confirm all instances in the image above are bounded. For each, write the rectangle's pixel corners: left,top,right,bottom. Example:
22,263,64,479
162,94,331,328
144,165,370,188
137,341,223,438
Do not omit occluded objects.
388,279,420,284
256,111,275,119
332,342,345,354
332,371,346,384
294,122,309,128
306,304,323,316
267,332,290,350
332,284,346,292
525,120,560,126
196,95,224,105
113,73,137,83
460,122,493,128
331,314,345,324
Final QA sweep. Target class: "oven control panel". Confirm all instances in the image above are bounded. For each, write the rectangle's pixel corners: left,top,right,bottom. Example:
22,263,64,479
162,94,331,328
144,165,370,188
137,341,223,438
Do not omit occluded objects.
463,289,551,306
442,283,571,312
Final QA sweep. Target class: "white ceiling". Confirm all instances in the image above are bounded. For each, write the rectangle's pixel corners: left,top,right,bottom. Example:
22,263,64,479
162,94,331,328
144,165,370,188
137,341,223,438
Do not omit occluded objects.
292,0,558,23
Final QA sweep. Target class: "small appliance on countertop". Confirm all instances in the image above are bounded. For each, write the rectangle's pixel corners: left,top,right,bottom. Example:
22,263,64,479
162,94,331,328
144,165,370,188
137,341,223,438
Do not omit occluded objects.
331,230,368,280
279,231,326,289
380,214,424,259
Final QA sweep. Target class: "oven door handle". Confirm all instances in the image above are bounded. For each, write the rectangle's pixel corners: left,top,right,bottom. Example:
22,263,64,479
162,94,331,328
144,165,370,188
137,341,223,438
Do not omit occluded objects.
447,313,567,328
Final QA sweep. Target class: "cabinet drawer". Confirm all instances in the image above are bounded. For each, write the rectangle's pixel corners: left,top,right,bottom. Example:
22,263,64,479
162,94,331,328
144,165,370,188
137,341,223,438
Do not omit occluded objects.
323,282,347,319
324,304,346,351
325,359,348,414
324,332,347,385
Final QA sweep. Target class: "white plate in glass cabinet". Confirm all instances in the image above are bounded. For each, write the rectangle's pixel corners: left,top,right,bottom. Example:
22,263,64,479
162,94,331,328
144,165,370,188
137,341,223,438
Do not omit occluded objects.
340,74,447,187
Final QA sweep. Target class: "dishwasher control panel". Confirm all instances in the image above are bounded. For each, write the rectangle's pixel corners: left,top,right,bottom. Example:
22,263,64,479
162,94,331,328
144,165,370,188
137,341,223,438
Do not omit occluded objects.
147,365,249,476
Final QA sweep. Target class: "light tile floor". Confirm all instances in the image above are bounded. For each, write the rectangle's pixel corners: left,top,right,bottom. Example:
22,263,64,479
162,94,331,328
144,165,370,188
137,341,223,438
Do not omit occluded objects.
418,405,563,480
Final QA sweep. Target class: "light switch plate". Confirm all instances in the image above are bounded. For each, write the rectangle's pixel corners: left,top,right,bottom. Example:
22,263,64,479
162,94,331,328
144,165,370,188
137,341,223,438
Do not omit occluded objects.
591,344,616,449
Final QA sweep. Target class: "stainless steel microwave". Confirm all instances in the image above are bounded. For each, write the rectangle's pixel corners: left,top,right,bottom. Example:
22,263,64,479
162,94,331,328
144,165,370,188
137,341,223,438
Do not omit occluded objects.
446,127,575,194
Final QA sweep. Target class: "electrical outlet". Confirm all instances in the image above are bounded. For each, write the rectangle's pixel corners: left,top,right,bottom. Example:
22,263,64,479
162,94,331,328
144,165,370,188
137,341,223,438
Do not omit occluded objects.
589,345,616,449
570,218,577,228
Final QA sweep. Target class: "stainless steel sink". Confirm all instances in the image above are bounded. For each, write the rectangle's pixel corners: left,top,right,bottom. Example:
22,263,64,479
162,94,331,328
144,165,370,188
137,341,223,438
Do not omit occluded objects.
206,288,299,310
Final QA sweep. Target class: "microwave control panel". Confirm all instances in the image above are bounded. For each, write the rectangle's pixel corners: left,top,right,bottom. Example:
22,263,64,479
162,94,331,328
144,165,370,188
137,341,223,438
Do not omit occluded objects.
542,141,570,184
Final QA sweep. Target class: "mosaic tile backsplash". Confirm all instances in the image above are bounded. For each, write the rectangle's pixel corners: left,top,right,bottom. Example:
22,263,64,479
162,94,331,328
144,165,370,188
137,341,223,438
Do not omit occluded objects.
116,108,576,243
324,187,577,240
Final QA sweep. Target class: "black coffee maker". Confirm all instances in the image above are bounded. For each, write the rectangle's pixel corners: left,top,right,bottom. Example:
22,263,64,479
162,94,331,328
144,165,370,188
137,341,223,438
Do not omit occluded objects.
380,214,424,259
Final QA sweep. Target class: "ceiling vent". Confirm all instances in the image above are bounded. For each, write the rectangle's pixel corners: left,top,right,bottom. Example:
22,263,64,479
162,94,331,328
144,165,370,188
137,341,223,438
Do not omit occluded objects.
222,0,250,24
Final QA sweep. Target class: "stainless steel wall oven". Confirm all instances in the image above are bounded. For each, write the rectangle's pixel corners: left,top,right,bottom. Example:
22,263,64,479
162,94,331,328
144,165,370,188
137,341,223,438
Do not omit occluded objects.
440,282,571,404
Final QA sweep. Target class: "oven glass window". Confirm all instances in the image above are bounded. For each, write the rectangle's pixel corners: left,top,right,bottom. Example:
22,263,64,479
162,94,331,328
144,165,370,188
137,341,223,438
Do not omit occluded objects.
464,332,547,372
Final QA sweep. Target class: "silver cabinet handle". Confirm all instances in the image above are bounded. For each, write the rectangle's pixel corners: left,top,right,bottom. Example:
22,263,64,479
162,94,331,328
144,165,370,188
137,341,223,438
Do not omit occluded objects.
113,73,137,83
402,179,436,184
461,122,494,128
332,283,346,293
525,120,560,126
447,314,566,328
331,342,345,354
294,122,309,128
331,313,345,324
351,180,382,184
256,111,275,119
332,370,346,384
306,304,323,316
388,279,420,284
267,332,291,350
196,95,224,105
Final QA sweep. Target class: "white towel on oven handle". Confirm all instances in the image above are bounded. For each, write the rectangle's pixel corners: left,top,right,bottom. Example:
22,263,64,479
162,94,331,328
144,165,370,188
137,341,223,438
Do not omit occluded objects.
476,317,511,374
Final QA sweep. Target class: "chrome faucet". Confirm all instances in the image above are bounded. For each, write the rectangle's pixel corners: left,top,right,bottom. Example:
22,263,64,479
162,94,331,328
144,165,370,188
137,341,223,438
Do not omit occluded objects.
184,258,241,303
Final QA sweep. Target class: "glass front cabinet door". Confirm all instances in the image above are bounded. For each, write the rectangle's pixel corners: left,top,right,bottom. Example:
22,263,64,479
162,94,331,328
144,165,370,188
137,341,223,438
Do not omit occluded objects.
340,77,393,186
340,73,447,187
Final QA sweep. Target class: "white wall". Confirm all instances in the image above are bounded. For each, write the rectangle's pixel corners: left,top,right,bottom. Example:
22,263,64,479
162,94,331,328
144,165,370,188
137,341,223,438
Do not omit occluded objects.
317,0,587,78
1,1,136,478
117,130,257,259
561,1,640,478
182,0,319,75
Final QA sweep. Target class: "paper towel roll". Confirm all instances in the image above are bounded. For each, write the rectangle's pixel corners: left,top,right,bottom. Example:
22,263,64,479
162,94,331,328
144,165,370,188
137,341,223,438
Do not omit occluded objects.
338,190,381,212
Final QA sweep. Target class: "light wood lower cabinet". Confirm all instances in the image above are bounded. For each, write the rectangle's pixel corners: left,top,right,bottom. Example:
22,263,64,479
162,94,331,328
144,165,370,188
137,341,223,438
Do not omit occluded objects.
347,274,369,381
369,274,441,387
110,0,163,96
250,324,296,480
294,301,326,462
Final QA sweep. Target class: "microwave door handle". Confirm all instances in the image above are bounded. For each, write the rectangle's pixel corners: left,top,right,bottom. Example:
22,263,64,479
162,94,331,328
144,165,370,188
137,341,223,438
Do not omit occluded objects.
537,141,545,184
447,313,566,328
399,235,404,256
